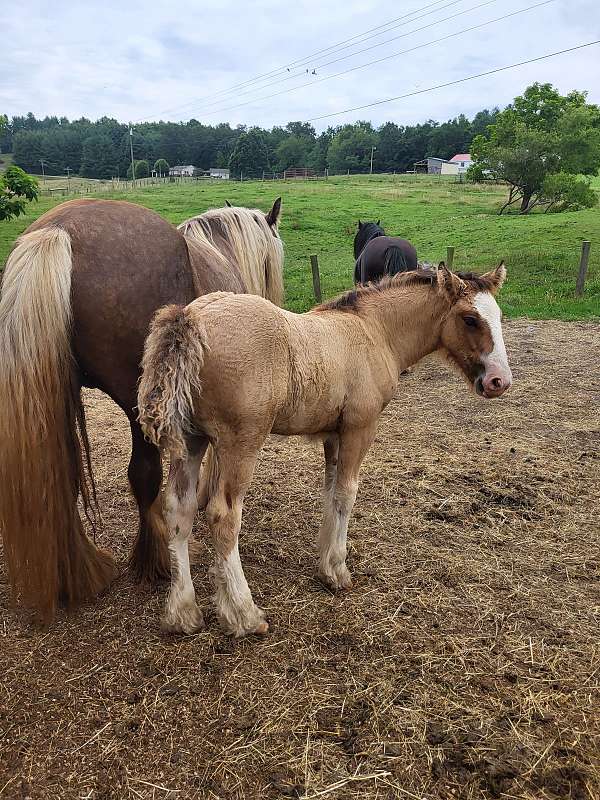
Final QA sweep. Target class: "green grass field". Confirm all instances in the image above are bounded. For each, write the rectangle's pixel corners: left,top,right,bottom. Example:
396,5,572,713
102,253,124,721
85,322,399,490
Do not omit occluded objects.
1,174,598,319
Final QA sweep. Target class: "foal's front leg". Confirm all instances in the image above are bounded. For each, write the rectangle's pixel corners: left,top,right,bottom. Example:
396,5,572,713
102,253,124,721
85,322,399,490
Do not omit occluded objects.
161,442,207,634
318,425,376,591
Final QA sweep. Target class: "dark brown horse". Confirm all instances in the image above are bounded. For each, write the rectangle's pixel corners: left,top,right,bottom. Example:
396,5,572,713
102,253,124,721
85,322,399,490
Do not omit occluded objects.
353,221,418,285
0,197,283,620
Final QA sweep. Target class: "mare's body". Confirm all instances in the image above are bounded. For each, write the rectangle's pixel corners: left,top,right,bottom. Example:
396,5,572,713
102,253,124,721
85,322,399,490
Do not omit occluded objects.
0,198,283,619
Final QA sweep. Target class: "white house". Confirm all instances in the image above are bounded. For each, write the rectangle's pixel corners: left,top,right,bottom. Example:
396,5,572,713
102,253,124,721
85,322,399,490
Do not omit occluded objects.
209,168,230,179
169,165,195,177
449,153,473,173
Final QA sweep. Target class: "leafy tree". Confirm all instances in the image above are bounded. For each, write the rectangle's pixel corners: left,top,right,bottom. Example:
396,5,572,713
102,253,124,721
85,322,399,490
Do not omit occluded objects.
0,165,39,221
327,123,377,174
126,159,149,179
471,83,600,213
275,136,311,171
80,134,117,178
0,114,8,152
229,128,270,178
154,158,170,176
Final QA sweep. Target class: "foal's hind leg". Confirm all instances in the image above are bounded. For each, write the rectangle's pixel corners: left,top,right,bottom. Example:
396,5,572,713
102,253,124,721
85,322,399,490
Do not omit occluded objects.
318,425,376,591
127,422,171,582
205,439,268,637
161,439,208,634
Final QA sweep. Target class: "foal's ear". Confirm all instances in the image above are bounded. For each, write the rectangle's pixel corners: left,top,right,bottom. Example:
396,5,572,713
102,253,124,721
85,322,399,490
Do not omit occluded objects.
436,262,465,302
358,219,363,229
376,219,380,226
480,261,507,295
266,197,282,227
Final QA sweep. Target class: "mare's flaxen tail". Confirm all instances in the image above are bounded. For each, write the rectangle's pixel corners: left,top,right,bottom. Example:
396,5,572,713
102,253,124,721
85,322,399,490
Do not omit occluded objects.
0,227,116,621
137,304,207,460
384,246,409,276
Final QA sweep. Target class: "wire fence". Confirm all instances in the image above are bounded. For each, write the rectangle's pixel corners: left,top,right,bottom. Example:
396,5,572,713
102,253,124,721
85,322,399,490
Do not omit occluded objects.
37,169,478,197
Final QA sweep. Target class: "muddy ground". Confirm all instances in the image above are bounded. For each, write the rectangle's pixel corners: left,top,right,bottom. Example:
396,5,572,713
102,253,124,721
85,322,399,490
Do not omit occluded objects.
1,319,599,800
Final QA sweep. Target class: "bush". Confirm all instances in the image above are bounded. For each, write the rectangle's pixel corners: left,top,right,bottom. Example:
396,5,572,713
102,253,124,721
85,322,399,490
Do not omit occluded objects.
540,172,598,212
465,163,488,183
0,165,39,221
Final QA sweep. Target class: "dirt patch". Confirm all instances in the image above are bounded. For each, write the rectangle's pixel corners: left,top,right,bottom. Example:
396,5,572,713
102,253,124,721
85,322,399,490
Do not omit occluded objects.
1,319,599,799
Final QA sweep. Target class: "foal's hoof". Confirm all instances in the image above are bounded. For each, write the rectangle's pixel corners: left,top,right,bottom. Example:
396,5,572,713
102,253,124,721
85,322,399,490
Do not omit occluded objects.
253,620,270,636
317,569,353,593
161,604,205,635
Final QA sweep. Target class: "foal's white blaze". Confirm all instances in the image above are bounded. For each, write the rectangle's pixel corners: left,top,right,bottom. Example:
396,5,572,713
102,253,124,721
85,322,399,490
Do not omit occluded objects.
474,291,512,395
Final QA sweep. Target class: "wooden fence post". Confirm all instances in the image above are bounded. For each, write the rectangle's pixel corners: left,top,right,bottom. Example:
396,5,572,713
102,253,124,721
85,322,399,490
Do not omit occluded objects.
446,246,455,269
310,255,322,303
576,241,591,296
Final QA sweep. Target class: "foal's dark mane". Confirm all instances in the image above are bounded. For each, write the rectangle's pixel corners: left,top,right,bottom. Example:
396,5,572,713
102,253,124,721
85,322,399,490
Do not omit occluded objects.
316,269,499,315
316,271,436,314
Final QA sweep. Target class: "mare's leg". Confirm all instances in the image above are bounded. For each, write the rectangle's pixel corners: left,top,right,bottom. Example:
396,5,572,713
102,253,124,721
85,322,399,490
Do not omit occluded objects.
161,438,209,633
318,425,376,590
206,439,267,637
127,421,171,582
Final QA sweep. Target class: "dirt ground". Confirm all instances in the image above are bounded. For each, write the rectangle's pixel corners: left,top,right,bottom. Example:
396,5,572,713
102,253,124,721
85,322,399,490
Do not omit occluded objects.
1,319,599,800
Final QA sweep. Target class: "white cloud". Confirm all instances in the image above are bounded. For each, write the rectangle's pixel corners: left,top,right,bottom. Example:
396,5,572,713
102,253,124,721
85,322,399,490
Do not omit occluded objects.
3,0,600,129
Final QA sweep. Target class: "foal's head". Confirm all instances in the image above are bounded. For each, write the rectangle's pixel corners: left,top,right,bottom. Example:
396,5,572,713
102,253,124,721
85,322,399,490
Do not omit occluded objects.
437,263,512,399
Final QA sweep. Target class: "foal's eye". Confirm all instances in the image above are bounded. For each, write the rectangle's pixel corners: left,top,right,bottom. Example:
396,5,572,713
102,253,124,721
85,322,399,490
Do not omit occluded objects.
463,316,478,328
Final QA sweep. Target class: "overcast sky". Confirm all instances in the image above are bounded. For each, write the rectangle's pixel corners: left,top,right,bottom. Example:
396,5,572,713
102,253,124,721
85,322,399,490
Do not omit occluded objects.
3,0,600,130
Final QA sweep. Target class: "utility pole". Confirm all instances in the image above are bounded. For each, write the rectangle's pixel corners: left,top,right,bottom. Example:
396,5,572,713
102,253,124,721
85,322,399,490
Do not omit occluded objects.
370,146,376,175
39,159,46,184
65,167,71,193
129,125,136,186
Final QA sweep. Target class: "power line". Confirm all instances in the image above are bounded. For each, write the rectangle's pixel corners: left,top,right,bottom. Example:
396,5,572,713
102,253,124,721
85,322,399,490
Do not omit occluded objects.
133,0,475,122
192,0,502,115
306,40,600,121
189,0,557,119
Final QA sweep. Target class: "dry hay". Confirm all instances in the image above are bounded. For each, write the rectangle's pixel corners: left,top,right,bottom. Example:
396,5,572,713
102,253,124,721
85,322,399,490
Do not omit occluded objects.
1,319,599,800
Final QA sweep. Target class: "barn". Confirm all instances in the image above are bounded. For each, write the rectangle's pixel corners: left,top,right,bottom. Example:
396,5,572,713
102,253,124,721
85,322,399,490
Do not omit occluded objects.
169,165,196,177
449,153,473,173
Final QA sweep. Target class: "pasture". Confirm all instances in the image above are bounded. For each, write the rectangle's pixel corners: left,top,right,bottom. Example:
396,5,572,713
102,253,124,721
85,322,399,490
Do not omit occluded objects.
1,174,599,319
1,320,598,799
1,176,599,799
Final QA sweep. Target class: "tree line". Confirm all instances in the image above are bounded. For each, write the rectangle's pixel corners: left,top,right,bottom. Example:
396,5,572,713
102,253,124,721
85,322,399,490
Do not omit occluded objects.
1,110,498,180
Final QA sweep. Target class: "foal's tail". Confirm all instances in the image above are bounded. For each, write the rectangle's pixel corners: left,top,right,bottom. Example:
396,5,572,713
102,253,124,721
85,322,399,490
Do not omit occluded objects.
0,227,116,620
138,304,207,460
384,246,409,276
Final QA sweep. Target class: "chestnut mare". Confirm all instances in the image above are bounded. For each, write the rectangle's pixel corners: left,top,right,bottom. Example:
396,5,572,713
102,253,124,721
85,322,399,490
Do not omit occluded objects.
0,197,283,620
138,264,512,637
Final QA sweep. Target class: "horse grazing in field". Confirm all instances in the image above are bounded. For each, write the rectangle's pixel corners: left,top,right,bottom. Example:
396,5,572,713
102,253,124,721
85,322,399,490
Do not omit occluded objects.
0,197,283,621
353,220,418,285
137,263,511,637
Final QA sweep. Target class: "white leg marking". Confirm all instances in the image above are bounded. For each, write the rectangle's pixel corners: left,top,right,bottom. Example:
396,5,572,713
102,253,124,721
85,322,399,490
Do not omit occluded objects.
318,482,357,590
212,542,268,637
162,456,204,634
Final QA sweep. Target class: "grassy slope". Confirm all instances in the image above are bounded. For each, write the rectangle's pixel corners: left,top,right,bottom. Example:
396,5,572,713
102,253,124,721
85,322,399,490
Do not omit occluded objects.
1,174,598,319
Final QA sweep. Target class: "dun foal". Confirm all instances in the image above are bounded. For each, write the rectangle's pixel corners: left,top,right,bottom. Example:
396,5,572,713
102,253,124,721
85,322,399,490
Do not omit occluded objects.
138,265,512,637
